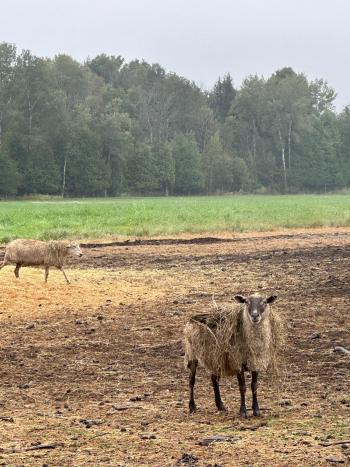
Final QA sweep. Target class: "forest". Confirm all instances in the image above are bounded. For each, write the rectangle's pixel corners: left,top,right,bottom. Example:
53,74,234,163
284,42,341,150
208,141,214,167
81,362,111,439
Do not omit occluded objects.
0,41,349,197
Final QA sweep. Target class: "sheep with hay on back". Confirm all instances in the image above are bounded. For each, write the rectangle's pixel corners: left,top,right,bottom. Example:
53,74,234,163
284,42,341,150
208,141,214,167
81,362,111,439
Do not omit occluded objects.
0,239,82,283
184,293,284,417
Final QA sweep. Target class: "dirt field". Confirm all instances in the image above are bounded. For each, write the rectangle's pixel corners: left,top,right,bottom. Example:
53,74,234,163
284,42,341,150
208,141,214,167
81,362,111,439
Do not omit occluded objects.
0,229,349,466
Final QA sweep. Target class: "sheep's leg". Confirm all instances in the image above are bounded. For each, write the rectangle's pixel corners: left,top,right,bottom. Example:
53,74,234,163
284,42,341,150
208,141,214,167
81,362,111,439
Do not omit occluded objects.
0,258,8,270
251,371,260,416
211,374,226,412
237,370,247,418
14,263,21,279
58,266,70,284
188,359,198,413
45,266,50,283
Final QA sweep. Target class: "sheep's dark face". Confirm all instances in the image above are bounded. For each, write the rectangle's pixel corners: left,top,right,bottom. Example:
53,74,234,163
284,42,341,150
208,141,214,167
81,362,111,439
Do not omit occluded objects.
235,294,277,325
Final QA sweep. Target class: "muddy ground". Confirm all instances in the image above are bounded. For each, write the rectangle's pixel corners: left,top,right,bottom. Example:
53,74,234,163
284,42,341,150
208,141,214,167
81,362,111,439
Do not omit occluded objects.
0,229,349,466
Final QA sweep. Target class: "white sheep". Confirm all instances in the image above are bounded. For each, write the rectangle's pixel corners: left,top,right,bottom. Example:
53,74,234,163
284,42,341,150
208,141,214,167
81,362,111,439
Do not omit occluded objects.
0,239,82,283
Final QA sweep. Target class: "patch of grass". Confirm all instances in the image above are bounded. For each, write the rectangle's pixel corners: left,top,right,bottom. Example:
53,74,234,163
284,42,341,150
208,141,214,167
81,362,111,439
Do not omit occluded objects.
0,194,350,242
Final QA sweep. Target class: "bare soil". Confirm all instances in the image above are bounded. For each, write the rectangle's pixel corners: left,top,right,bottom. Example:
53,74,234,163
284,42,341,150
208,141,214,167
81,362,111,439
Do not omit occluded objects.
0,229,349,466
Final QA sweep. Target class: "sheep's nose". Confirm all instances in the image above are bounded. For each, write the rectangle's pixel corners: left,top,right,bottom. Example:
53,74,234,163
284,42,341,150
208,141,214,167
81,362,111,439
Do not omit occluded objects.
251,311,259,320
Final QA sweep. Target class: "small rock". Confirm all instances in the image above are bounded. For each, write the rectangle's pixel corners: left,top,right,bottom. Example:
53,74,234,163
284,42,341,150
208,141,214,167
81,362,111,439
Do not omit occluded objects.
130,396,142,402
198,435,240,446
18,383,30,389
97,315,104,321
140,434,157,440
75,319,82,325
280,399,292,407
341,444,349,449
0,416,14,423
310,332,321,339
326,456,345,464
175,453,199,465
79,419,103,428
132,347,146,354
25,323,35,330
112,404,131,411
334,346,350,355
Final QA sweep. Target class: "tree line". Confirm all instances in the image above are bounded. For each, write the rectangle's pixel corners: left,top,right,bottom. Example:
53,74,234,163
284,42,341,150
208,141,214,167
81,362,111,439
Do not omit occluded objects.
0,42,349,197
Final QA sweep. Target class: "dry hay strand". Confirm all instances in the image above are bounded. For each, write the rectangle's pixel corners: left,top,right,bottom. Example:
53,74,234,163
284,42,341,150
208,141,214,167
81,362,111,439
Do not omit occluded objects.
184,304,242,378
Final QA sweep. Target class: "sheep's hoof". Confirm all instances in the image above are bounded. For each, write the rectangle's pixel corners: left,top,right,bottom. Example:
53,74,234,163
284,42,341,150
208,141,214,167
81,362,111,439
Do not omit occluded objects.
189,402,197,414
217,404,227,413
253,409,261,417
239,408,248,418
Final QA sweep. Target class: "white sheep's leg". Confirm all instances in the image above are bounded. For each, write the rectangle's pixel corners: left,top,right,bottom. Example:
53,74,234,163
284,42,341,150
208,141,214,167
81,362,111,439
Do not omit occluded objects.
251,371,260,416
45,266,50,283
188,359,198,413
211,374,226,412
237,370,247,418
58,266,70,284
14,263,21,279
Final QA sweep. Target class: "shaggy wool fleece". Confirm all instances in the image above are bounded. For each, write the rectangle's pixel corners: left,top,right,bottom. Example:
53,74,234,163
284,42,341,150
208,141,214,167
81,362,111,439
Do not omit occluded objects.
184,302,283,378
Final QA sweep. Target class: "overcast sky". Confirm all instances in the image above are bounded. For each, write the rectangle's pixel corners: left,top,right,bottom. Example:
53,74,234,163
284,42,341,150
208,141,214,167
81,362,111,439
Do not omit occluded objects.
1,0,349,109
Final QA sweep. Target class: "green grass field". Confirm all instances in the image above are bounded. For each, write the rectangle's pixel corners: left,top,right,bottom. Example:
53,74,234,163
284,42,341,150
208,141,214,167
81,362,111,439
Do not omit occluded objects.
1,195,350,243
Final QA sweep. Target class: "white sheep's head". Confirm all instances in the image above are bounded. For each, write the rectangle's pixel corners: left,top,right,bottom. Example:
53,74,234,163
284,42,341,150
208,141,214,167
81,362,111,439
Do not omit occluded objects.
234,293,277,325
67,241,83,258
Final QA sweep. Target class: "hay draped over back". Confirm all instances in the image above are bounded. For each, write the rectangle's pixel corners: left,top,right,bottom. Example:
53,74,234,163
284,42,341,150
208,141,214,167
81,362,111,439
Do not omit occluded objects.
184,303,284,378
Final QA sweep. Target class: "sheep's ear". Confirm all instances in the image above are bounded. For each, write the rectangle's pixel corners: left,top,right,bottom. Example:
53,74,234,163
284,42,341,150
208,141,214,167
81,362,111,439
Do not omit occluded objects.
267,295,277,304
234,295,247,303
